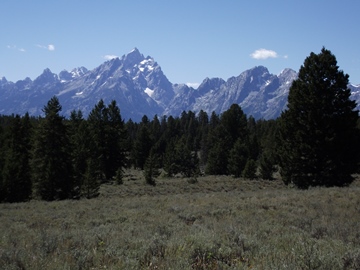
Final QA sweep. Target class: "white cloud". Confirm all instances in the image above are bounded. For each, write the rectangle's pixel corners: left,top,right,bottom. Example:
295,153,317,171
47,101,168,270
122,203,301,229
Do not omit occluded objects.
7,45,26,52
250,48,278,60
104,54,118,60
36,44,55,51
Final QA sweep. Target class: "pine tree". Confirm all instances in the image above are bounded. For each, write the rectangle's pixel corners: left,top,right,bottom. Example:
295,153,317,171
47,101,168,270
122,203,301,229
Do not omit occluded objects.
259,150,276,180
164,137,200,177
133,125,152,169
279,48,360,188
87,99,109,181
82,158,101,198
68,110,89,198
107,100,127,177
242,159,257,179
220,104,248,145
87,100,127,181
2,114,32,202
227,138,248,178
32,96,74,200
205,126,232,175
144,152,160,186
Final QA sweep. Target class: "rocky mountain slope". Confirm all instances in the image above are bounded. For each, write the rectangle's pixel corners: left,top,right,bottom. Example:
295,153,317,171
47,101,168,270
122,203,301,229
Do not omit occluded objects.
0,48,359,121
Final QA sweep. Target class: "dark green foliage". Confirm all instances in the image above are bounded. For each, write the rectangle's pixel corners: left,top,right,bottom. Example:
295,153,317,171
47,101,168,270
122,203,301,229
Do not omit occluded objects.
88,100,127,181
0,91,334,203
227,138,248,177
87,99,108,180
221,104,248,145
31,96,74,201
68,110,89,198
242,159,257,179
206,105,250,176
1,114,32,202
82,158,101,198
164,137,200,177
279,48,360,188
163,140,177,176
107,100,127,176
259,150,276,180
144,152,160,186
206,139,230,175
133,125,152,169
205,126,232,175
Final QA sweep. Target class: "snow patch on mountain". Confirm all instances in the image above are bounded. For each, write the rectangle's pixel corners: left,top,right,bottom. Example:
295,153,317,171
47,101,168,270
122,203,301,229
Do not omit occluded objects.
144,88,154,97
0,48,359,122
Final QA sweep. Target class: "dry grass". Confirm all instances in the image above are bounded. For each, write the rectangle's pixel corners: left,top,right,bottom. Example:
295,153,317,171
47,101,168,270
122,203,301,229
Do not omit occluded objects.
1,170,360,269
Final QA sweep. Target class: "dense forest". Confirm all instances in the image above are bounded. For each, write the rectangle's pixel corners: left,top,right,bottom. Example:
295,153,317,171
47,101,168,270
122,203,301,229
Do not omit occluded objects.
1,48,359,203
0,96,281,203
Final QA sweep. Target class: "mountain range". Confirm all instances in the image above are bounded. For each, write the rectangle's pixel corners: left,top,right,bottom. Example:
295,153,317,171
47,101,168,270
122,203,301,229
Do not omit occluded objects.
1,48,359,121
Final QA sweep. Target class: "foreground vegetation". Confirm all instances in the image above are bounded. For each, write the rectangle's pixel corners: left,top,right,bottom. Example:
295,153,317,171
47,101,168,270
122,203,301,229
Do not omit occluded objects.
1,170,360,269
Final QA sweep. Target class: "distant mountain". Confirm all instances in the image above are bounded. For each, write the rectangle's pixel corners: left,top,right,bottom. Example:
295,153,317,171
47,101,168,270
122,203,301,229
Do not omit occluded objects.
0,48,359,121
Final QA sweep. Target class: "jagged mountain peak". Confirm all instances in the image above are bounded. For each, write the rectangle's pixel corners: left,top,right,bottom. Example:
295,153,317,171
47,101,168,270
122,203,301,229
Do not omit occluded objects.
59,67,89,82
279,68,296,76
249,65,270,73
278,68,297,85
199,77,225,87
197,77,225,96
121,47,145,69
1,47,359,122
34,68,58,84
71,66,88,76
92,57,123,79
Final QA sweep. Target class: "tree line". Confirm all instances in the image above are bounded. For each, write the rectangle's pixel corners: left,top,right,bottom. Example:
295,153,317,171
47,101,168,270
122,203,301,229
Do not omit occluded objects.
0,47,359,203
0,96,280,202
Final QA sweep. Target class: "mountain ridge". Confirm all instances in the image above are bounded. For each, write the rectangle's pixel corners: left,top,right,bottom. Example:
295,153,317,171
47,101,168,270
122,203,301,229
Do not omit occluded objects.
0,48,359,121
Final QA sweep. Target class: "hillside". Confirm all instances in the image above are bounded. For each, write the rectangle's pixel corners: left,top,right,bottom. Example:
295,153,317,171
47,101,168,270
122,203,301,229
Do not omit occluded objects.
1,48,359,121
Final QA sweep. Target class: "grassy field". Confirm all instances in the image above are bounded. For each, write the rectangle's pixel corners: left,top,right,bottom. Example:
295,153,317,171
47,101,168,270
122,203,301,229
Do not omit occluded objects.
1,170,360,269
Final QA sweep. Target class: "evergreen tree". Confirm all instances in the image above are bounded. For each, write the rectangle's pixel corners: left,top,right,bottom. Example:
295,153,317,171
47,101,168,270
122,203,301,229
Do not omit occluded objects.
150,114,162,143
133,125,152,169
209,111,220,129
197,110,209,165
107,100,127,177
87,99,108,181
144,152,160,186
227,138,248,178
259,150,276,180
68,110,89,198
87,100,127,181
31,96,74,200
242,159,257,179
220,104,248,145
279,48,360,188
164,137,200,177
205,126,232,175
82,158,101,198
2,114,32,202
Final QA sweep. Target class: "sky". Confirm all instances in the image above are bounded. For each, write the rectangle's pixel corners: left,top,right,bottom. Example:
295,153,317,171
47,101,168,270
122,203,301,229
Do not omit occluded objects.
1,0,360,86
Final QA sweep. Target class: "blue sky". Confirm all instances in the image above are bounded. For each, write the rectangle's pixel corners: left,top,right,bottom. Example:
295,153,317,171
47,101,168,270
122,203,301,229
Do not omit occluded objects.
1,0,360,85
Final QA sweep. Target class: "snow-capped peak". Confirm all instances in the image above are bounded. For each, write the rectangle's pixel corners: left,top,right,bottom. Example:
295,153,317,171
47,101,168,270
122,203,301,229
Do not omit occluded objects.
71,67,88,77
